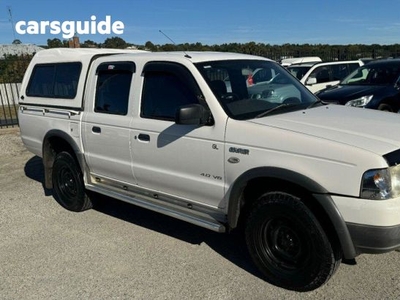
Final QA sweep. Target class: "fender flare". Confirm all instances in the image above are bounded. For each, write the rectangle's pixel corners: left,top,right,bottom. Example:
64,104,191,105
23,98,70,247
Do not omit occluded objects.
227,166,357,259
42,129,85,189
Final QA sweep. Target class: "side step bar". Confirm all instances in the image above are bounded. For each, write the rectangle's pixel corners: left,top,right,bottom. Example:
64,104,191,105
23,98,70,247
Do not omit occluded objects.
86,184,226,233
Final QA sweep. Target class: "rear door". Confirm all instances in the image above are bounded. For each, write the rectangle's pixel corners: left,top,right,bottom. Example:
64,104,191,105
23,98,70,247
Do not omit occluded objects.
82,61,136,184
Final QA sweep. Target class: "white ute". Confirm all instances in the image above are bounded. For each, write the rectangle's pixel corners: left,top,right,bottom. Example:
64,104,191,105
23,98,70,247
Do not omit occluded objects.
18,48,400,292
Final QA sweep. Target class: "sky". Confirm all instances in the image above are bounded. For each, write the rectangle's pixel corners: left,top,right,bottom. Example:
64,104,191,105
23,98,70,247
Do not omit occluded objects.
1,0,400,46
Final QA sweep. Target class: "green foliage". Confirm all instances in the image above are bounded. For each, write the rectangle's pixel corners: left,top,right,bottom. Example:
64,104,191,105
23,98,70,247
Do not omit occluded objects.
40,35,400,61
81,40,99,48
4,37,400,85
47,38,68,48
102,37,128,49
0,54,33,83
140,41,400,61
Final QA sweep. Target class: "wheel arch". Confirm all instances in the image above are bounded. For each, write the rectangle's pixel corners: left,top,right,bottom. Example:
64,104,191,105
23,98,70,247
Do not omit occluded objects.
42,129,84,189
227,166,357,259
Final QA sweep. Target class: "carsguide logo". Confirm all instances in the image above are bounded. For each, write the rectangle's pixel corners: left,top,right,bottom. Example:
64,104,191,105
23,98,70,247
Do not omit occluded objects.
15,15,124,39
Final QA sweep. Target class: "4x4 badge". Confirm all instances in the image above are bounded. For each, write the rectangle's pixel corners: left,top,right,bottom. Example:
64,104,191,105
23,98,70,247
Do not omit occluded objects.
229,147,249,155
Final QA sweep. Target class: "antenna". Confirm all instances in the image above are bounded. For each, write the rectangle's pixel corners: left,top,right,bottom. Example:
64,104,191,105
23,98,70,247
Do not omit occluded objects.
8,6,16,41
159,30,191,59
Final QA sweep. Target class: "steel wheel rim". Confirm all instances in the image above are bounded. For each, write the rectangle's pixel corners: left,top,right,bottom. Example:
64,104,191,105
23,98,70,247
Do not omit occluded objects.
257,216,311,272
56,165,78,201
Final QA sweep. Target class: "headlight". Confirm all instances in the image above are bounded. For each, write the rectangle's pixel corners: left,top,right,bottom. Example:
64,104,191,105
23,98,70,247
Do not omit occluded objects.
345,95,373,107
361,165,400,199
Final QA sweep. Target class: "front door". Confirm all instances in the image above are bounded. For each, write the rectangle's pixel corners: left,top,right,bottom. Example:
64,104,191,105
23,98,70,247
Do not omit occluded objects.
131,62,226,208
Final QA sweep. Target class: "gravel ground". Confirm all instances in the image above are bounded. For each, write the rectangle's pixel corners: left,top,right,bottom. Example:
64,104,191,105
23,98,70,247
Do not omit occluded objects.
1,127,400,300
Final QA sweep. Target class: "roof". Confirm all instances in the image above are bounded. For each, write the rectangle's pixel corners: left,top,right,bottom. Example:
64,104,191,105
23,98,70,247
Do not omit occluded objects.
363,58,400,66
287,63,316,68
156,51,269,63
31,48,271,64
281,56,322,66
33,47,144,59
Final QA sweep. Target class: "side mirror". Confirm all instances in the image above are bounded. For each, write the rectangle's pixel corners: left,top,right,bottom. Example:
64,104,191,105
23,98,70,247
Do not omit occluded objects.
306,77,317,85
175,104,213,126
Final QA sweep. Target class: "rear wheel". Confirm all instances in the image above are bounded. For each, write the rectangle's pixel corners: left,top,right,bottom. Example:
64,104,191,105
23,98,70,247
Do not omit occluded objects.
245,192,341,292
52,151,92,212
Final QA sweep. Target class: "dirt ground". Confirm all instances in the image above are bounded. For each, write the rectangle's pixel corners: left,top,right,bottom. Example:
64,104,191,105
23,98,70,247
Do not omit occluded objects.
1,127,400,299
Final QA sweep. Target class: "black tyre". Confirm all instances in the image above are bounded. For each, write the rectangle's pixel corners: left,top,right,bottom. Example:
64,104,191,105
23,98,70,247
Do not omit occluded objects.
377,103,393,112
52,151,92,212
245,192,341,292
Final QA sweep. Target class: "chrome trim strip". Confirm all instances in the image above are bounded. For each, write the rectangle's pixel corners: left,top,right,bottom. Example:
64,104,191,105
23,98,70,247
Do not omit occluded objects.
20,105,81,117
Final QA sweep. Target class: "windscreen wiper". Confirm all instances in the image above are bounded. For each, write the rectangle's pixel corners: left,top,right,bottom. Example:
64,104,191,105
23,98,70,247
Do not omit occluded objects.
255,103,299,118
307,99,327,109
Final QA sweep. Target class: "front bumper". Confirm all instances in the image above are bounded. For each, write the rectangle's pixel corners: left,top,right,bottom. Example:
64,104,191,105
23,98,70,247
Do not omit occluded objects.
332,195,400,255
347,222,400,254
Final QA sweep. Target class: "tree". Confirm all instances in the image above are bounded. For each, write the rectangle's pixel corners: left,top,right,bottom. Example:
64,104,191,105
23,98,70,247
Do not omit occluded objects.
12,39,22,45
144,41,156,51
0,54,33,83
81,40,99,48
47,38,65,48
103,37,128,49
159,43,176,51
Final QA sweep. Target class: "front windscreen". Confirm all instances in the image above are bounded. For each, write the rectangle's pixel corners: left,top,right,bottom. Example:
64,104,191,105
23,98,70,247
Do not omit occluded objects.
195,59,317,120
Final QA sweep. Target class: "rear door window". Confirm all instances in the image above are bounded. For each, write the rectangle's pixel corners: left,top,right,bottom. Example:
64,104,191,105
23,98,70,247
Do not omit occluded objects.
94,62,135,116
331,63,361,81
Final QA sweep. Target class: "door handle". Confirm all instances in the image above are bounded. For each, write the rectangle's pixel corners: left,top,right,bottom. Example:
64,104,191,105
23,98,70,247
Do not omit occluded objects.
92,126,101,133
138,133,150,142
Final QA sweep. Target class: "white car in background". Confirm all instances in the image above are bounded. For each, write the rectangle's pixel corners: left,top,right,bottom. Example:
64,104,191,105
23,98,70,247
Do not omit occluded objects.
280,56,322,67
288,60,364,93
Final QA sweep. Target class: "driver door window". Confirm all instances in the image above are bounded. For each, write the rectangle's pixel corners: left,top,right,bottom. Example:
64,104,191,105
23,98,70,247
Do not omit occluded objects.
311,67,331,84
141,71,201,121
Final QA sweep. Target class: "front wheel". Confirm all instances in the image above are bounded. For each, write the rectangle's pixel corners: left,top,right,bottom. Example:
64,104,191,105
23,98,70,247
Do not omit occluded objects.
52,151,92,212
377,103,393,112
245,192,341,292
